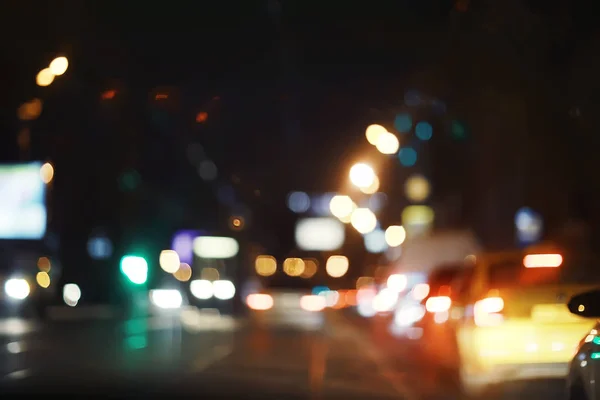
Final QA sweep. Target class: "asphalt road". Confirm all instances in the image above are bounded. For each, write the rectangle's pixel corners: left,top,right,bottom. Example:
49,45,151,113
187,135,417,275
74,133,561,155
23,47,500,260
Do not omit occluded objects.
0,307,567,399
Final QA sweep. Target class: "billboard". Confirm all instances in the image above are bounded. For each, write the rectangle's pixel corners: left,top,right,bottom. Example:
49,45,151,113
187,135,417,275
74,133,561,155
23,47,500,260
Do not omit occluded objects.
0,162,47,240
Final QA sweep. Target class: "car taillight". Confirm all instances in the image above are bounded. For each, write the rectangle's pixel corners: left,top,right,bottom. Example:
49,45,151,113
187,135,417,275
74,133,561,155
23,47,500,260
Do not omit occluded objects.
474,296,504,326
425,296,452,313
246,293,274,311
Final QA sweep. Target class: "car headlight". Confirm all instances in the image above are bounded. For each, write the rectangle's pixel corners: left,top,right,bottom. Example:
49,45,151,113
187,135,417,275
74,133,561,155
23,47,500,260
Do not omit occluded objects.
150,289,183,309
4,278,31,300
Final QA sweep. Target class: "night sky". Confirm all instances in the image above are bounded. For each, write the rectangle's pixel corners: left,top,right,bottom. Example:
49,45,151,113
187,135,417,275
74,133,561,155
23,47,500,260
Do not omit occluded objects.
1,1,600,297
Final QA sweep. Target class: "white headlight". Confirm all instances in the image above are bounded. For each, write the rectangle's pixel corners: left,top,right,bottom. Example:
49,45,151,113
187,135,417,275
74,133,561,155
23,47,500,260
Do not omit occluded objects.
150,289,183,309
5,279,30,300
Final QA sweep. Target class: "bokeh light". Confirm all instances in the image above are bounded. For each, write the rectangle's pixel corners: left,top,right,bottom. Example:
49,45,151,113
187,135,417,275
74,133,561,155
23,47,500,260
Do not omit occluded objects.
365,124,387,145
159,250,180,273
196,111,208,123
36,271,50,288
375,132,400,155
364,229,387,253
174,263,192,282
329,195,354,219
398,147,417,167
190,280,213,299
40,162,54,184
405,175,431,203
349,163,376,189
360,175,380,195
402,205,435,238
326,256,349,278
255,255,277,277
350,208,377,234
5,279,30,300
387,274,407,292
394,113,413,133
198,160,218,181
49,56,69,76
17,99,43,121
385,225,406,247
283,258,305,277
36,68,54,87
63,283,81,307
87,235,113,260
301,259,318,278
101,90,116,100
201,267,220,281
415,121,432,141
287,191,311,213
356,276,375,289
37,256,51,272
229,216,245,231
451,120,467,140
295,218,345,251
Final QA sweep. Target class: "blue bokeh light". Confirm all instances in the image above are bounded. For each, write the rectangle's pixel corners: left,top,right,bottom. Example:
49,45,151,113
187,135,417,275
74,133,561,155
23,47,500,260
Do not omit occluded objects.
415,122,433,141
398,147,417,167
394,113,413,133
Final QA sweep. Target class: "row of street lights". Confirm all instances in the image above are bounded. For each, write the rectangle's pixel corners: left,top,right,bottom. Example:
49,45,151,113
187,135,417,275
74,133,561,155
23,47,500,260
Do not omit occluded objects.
328,118,435,255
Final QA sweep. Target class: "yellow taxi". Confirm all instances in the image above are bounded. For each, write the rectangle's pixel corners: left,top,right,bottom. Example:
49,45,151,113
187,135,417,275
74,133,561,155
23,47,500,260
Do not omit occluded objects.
453,245,599,395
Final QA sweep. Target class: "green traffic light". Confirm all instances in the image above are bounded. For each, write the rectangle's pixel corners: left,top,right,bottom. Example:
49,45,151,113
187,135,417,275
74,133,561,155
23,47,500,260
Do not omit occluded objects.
120,255,148,285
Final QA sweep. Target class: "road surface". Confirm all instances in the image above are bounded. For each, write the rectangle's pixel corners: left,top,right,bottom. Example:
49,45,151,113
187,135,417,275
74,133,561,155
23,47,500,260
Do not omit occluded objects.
0,306,566,399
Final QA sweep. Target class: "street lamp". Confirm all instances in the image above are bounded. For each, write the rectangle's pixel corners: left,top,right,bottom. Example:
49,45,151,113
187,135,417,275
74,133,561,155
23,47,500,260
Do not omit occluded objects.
36,68,54,87
350,208,377,234
49,56,69,76
365,124,387,145
329,195,354,219
349,163,376,189
375,132,400,155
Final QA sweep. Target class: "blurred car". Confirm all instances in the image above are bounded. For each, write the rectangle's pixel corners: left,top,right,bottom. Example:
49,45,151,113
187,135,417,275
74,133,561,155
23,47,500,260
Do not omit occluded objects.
387,230,480,336
245,288,326,330
566,288,600,400
0,252,61,318
451,246,599,396
390,263,472,338
414,263,473,369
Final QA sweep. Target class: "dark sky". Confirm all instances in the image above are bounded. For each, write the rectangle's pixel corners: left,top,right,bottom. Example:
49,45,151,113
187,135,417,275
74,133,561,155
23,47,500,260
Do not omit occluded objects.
1,1,600,296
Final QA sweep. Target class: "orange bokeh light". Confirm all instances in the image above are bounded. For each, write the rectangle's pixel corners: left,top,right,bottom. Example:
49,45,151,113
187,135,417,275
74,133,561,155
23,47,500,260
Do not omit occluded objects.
196,111,208,123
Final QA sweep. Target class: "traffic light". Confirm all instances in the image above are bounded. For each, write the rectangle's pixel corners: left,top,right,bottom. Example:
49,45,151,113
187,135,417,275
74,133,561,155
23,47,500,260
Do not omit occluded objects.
120,255,148,285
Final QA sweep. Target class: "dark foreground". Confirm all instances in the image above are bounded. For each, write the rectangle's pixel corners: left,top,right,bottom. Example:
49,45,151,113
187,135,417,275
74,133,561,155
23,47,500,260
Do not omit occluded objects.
0,307,566,399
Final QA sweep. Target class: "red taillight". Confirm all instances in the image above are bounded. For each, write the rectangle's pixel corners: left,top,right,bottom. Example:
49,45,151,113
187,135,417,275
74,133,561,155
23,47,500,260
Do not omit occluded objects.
474,296,504,326
426,296,452,313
